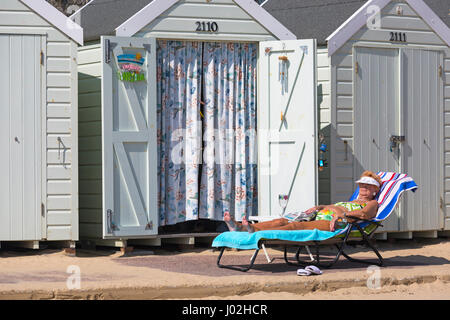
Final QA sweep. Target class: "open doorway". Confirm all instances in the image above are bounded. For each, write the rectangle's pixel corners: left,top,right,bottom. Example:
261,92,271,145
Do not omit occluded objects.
156,40,258,233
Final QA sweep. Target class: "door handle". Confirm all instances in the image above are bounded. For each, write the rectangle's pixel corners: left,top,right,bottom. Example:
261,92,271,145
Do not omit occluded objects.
390,135,405,143
389,135,405,152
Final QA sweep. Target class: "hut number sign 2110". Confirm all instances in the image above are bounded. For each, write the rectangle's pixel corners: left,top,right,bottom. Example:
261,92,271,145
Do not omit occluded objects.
196,21,219,32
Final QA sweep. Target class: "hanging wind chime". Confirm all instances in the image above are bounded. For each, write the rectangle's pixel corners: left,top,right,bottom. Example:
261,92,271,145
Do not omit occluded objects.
318,133,328,171
278,55,289,95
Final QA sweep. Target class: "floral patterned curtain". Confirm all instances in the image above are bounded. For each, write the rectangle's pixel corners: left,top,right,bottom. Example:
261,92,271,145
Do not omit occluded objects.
157,40,258,226
199,42,258,222
157,41,203,226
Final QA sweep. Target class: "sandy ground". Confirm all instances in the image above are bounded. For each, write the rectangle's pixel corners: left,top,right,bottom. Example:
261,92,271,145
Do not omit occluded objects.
0,238,449,299
203,280,450,300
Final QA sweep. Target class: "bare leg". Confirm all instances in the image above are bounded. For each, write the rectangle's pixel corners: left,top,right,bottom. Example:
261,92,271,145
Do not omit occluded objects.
223,212,242,231
245,218,291,233
274,220,331,231
242,217,254,233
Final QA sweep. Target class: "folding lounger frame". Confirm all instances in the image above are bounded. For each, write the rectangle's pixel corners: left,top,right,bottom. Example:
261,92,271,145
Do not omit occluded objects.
216,216,384,272
216,172,417,272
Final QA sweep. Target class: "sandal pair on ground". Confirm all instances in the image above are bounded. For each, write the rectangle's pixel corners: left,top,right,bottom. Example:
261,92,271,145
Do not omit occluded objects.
297,265,323,276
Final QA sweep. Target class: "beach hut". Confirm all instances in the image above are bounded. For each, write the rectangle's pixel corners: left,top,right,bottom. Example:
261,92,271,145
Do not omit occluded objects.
77,0,320,248
265,0,450,238
0,0,83,248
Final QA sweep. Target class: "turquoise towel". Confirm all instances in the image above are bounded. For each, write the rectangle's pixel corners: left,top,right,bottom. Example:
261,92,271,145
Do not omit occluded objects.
212,229,344,250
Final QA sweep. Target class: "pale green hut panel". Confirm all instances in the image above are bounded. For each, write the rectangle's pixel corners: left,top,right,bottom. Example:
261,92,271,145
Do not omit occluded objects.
77,42,103,239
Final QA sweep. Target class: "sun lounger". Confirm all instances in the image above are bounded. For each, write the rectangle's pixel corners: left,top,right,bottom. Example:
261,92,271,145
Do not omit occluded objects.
212,172,418,272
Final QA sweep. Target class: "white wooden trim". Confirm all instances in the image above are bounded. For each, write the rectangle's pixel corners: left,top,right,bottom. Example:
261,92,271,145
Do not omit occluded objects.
349,41,447,51
41,35,48,240
115,0,296,40
70,40,79,241
115,0,178,37
439,51,445,229
326,0,390,56
19,0,83,45
329,55,337,203
69,0,94,19
326,0,450,56
406,0,450,48
0,29,47,35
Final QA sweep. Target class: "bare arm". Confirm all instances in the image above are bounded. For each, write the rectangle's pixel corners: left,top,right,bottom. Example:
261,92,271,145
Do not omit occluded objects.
329,201,378,231
304,205,326,214
344,200,378,221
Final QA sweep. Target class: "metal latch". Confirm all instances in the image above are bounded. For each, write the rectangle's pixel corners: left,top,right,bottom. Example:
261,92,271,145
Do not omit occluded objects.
390,135,405,143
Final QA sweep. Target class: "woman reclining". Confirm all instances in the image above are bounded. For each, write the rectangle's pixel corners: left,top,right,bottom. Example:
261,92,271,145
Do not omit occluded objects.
224,171,382,233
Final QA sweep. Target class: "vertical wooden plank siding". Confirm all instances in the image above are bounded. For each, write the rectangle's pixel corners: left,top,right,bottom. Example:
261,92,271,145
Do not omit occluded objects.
317,47,331,205
0,34,42,240
77,41,103,239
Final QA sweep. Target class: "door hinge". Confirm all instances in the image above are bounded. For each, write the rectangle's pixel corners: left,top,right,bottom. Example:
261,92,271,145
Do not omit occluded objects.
355,61,359,75
440,196,444,210
143,44,151,53
41,203,45,217
438,65,443,78
107,209,118,232
40,51,45,66
105,39,111,64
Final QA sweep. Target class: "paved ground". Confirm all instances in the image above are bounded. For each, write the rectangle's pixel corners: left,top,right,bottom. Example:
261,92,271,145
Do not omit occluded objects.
0,238,449,299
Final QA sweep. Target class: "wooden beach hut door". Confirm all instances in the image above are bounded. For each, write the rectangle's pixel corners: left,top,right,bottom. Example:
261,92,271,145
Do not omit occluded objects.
258,39,318,217
0,34,44,241
101,36,158,238
354,47,402,232
354,47,443,232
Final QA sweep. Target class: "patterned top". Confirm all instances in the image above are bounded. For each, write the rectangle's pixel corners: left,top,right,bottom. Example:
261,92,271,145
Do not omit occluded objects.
315,202,366,222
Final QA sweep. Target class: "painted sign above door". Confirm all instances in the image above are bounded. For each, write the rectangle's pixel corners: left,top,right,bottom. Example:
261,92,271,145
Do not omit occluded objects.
117,53,146,82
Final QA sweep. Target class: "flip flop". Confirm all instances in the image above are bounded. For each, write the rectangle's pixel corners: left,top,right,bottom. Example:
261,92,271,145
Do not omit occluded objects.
297,265,323,276
296,268,312,276
305,265,323,275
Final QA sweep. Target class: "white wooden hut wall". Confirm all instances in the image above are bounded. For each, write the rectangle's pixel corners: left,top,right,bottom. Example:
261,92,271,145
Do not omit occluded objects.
0,0,79,241
327,1,450,232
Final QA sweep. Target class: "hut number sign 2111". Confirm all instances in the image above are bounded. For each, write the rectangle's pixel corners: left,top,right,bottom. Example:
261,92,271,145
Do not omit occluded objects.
389,32,407,42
